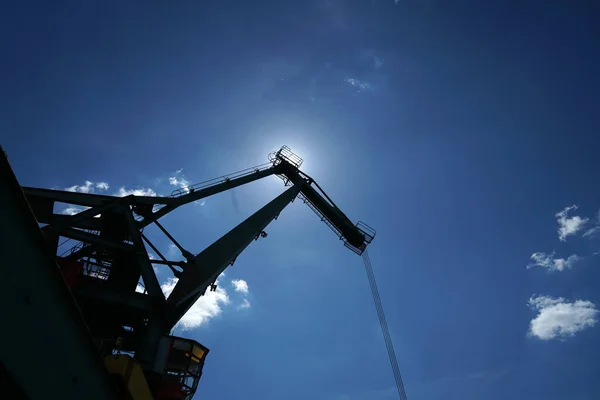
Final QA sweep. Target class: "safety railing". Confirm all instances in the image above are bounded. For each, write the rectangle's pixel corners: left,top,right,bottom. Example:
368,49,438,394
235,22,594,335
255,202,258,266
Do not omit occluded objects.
82,259,111,280
343,221,376,255
297,191,375,255
171,146,302,197
297,190,344,239
60,239,90,257
274,173,293,186
268,145,303,169
170,162,274,197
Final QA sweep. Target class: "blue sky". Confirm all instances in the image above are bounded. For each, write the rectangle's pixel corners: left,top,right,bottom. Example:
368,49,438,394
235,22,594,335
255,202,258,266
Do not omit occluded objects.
2,1,600,399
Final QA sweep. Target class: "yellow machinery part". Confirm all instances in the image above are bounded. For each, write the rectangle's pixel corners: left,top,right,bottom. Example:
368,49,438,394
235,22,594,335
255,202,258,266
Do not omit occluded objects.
191,344,206,360
104,355,154,400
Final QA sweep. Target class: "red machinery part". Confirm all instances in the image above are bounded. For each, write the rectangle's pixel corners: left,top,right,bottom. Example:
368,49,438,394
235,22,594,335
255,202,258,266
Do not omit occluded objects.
56,256,84,287
154,380,187,400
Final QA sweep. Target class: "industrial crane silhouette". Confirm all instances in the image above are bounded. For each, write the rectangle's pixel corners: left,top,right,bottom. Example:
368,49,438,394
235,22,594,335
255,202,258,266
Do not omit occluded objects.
2,146,378,400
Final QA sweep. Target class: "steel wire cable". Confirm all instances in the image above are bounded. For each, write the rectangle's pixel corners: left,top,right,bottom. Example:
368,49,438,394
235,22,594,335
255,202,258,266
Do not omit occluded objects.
362,249,408,400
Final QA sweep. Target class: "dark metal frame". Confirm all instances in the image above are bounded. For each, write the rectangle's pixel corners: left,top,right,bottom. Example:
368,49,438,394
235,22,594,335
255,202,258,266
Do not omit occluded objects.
16,146,375,395
1,148,119,400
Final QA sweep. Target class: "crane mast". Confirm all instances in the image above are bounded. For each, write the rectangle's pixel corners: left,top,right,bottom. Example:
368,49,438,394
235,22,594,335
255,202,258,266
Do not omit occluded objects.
1,146,375,400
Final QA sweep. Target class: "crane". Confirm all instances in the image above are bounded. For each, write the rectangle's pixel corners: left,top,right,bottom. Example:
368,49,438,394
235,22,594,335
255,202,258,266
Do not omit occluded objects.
1,146,376,400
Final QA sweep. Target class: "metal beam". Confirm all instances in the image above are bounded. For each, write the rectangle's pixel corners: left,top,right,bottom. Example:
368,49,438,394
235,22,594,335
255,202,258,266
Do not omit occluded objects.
149,259,186,267
65,242,97,261
41,226,60,255
72,282,157,312
63,166,278,260
280,165,366,249
49,225,132,251
66,199,121,225
38,202,115,233
141,233,183,277
25,197,103,231
122,206,164,298
53,214,103,231
23,187,130,208
154,220,194,261
25,193,54,223
135,313,168,371
299,184,365,247
166,183,303,327
23,165,279,230
139,165,279,227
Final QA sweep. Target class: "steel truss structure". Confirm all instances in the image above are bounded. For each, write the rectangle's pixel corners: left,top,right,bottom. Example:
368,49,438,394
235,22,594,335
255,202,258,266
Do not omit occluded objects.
2,146,375,399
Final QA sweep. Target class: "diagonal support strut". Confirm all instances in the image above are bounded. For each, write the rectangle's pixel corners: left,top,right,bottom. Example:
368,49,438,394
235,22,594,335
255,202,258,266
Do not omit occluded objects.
165,183,303,327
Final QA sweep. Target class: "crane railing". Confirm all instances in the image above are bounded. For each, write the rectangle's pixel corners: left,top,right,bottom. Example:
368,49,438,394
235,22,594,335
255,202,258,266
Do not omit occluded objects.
170,162,274,197
297,190,376,255
268,145,303,169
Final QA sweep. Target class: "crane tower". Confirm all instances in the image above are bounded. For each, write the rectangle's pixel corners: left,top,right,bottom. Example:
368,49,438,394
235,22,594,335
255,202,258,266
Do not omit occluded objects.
0,146,375,400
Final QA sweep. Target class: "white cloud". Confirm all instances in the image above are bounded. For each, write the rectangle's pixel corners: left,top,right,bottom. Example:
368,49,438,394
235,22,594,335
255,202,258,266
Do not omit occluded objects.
169,176,190,188
169,169,190,194
527,251,580,272
135,283,146,294
374,56,383,69
115,187,157,197
62,207,78,216
167,243,178,258
65,180,94,193
61,206,90,215
161,278,230,330
583,210,600,238
583,226,600,238
65,180,110,193
556,205,588,241
528,295,598,340
62,180,157,215
231,279,249,294
66,180,157,198
344,77,372,92
238,299,251,309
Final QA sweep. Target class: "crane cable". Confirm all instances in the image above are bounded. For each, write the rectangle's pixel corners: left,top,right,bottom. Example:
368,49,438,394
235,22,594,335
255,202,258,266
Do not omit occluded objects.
362,249,408,400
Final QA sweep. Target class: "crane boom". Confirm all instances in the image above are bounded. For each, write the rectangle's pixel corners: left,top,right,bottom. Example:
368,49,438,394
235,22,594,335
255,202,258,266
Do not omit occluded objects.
165,147,374,326
139,163,280,227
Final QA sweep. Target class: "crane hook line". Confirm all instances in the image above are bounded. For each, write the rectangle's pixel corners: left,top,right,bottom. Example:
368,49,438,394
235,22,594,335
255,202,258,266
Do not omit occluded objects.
362,249,408,400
